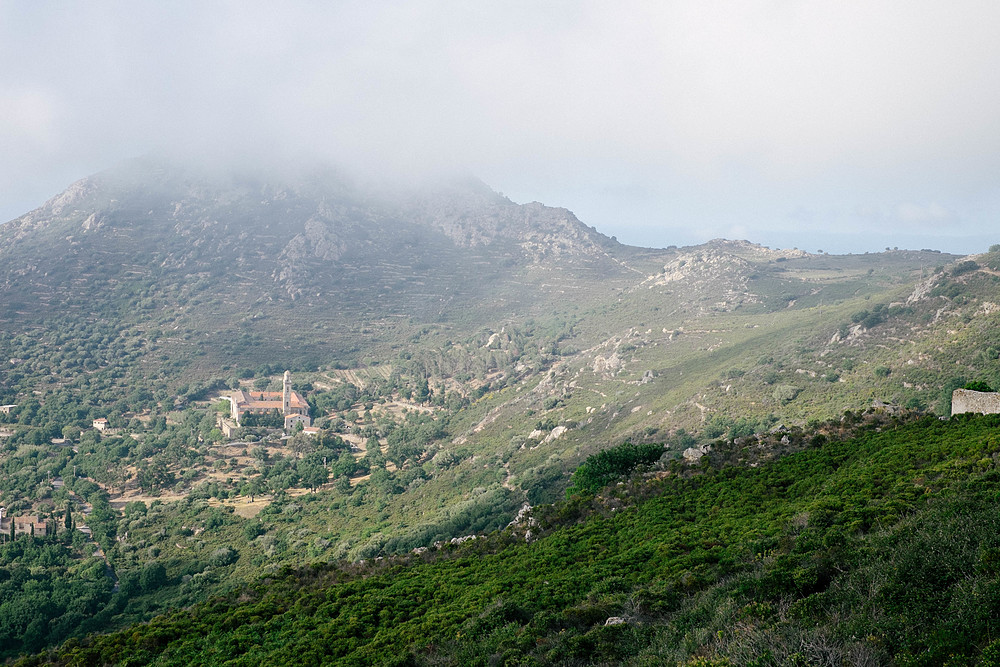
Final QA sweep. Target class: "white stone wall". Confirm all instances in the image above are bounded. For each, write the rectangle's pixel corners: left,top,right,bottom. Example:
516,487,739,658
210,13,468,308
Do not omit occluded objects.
951,388,1000,416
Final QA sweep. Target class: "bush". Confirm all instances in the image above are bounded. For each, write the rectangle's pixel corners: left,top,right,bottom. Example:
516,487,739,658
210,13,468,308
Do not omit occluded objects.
772,385,800,404
534,417,557,432
140,562,167,592
930,282,965,299
210,547,238,567
963,381,994,393
861,312,886,329
243,523,265,540
951,260,980,276
568,442,665,496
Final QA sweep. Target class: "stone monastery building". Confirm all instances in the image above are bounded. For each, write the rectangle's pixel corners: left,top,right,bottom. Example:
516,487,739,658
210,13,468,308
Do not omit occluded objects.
231,371,310,428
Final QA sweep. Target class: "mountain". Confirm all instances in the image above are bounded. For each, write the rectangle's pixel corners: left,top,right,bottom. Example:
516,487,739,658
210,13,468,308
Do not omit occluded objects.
0,157,648,371
4,157,1000,662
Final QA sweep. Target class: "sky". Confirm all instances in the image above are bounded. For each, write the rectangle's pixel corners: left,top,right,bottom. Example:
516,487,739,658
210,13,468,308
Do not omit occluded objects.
2,1,1000,255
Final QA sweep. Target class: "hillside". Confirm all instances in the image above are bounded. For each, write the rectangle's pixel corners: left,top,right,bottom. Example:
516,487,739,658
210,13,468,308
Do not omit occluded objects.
3,158,1000,661
0,157,643,373
18,411,1000,666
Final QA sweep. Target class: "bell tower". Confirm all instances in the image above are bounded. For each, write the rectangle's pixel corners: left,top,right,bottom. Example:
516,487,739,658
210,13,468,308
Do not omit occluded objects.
282,371,291,415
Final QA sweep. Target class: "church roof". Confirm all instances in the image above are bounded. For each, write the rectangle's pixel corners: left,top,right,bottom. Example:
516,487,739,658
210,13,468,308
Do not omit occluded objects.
232,388,308,410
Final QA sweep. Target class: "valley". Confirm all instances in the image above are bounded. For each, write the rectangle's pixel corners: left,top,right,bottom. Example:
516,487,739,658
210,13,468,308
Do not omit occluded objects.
2,159,1000,664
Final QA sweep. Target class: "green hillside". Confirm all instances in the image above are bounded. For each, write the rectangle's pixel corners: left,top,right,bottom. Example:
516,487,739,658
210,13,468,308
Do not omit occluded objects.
3,161,1000,662
17,412,1000,666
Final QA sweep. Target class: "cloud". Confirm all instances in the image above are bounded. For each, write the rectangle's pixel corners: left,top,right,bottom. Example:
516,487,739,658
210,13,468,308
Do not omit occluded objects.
896,202,955,224
0,88,59,153
2,1,1000,254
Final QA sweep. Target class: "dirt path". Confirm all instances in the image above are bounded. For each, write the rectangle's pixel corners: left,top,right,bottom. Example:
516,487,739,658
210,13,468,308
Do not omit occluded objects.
501,462,517,492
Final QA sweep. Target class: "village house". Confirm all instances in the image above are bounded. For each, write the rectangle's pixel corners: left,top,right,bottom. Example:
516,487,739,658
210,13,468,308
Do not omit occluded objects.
221,420,238,438
0,404,16,415
4,515,48,537
92,417,108,431
231,371,311,427
284,413,311,430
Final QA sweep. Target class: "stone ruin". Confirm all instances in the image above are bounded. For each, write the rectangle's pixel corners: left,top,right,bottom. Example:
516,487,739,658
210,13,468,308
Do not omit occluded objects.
951,388,1000,416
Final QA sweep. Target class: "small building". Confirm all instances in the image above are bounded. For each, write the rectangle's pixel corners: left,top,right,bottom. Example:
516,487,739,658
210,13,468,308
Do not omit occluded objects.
13,515,47,537
284,413,312,430
0,404,16,414
302,426,321,436
221,420,238,438
93,418,108,431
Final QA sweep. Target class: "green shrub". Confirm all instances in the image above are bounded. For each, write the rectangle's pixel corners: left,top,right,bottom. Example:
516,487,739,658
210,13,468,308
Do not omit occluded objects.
139,562,167,592
772,384,800,404
963,381,994,392
209,546,238,566
567,442,664,496
951,260,980,276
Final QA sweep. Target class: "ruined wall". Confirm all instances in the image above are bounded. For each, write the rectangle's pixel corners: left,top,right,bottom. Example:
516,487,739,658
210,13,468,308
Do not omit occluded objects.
951,389,1000,416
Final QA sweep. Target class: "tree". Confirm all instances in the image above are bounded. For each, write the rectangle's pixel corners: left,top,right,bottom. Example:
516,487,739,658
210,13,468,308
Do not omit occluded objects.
289,432,314,459
137,459,174,494
107,462,129,495
140,562,167,592
210,547,238,566
301,464,328,492
414,377,430,402
246,475,266,503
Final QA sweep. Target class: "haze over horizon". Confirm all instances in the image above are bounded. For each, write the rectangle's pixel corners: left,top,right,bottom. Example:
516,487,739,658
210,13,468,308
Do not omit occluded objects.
3,1,999,256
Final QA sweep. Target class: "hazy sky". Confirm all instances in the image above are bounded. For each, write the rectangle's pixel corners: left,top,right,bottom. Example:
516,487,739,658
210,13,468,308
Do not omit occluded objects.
3,1,999,254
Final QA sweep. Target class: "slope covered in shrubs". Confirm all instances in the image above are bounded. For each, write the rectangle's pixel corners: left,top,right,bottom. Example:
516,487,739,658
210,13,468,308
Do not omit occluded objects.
18,411,1000,666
